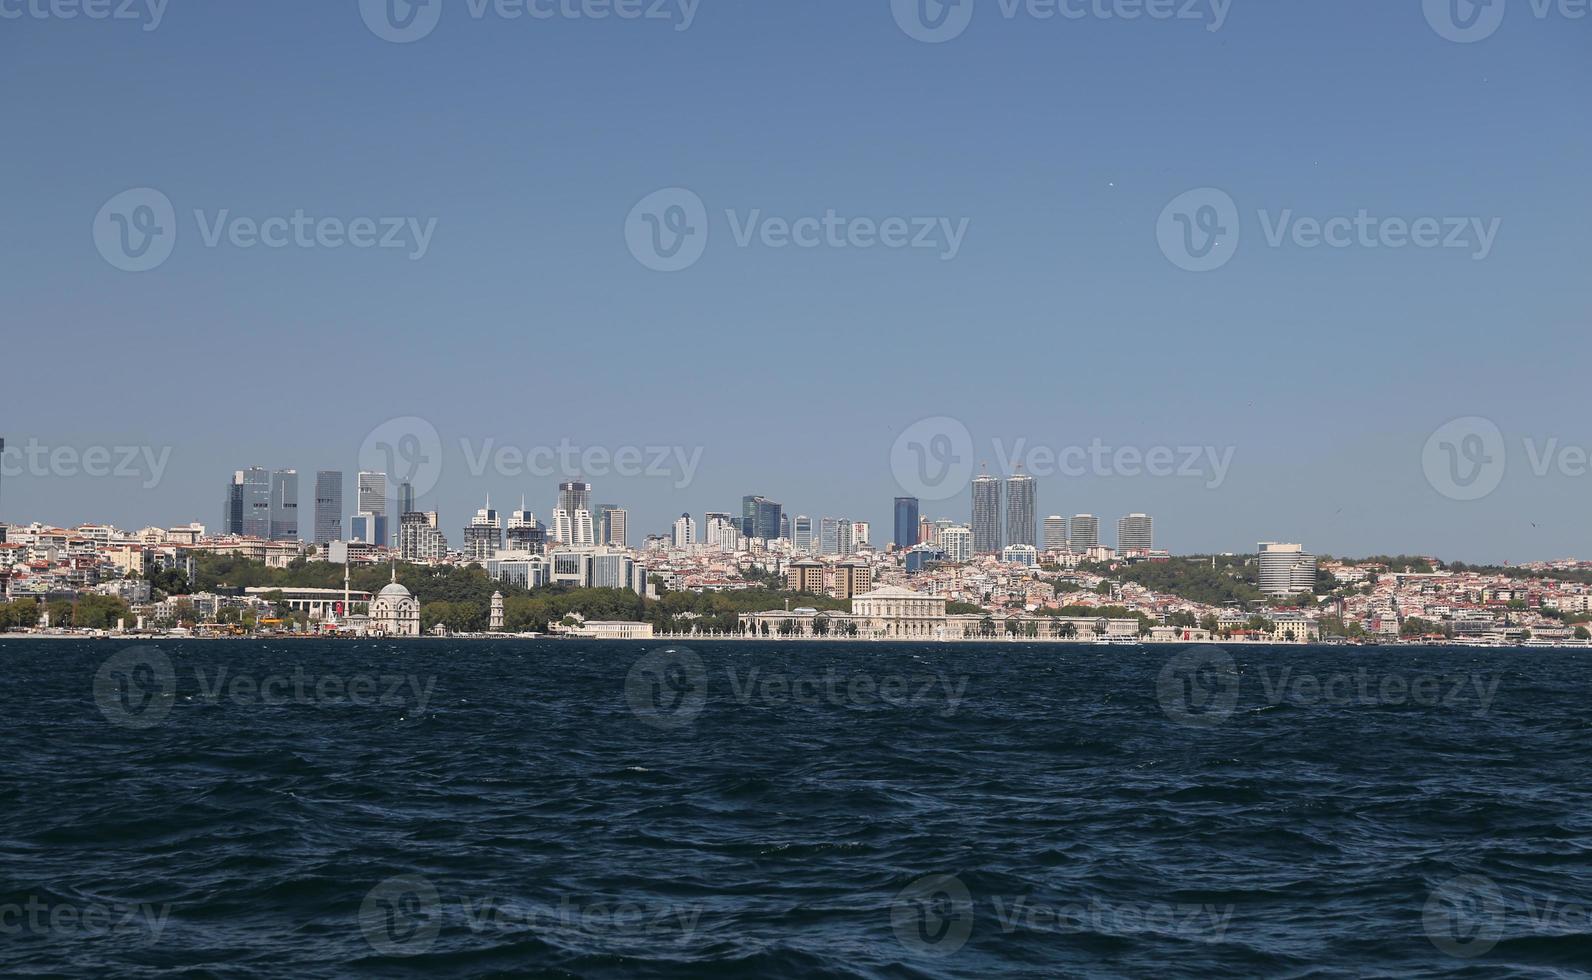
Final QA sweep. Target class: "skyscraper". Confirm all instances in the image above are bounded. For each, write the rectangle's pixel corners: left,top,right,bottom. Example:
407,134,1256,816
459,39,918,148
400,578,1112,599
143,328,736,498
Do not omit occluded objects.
507,502,546,553
269,469,299,541
463,498,503,562
1043,515,1068,552
1258,542,1317,595
673,513,696,547
598,504,627,548
707,512,741,551
314,471,343,544
792,515,814,553
241,467,271,539
819,517,841,555
358,471,389,547
1070,514,1099,550
971,470,1001,554
558,481,592,517
222,472,245,536
1118,513,1154,553
741,496,782,542
894,497,920,551
1004,470,1035,549
398,481,415,515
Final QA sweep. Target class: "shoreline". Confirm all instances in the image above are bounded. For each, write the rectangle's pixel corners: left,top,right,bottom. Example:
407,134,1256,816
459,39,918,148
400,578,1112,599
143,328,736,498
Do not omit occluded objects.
0,631,1585,650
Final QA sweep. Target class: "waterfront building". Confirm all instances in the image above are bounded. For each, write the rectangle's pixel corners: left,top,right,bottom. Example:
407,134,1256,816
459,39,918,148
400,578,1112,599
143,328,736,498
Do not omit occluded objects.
369,567,420,636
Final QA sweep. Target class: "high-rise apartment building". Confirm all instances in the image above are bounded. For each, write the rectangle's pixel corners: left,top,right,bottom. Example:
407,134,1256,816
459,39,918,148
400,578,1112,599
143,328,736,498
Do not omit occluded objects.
399,511,448,561
787,560,824,594
1043,515,1069,552
819,517,841,555
314,471,343,544
463,499,503,563
269,469,299,541
672,513,696,548
971,471,1001,554
1005,470,1036,549
1069,514,1099,551
1118,513,1154,553
836,519,855,557
918,516,935,546
706,512,741,552
939,525,973,563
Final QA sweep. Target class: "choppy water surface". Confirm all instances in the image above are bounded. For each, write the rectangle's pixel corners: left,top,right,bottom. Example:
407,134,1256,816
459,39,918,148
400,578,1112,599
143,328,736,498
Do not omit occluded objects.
2,639,1589,977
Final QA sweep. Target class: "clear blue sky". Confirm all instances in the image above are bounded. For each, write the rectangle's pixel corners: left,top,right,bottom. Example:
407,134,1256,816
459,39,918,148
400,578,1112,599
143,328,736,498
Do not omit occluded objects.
2,0,1588,562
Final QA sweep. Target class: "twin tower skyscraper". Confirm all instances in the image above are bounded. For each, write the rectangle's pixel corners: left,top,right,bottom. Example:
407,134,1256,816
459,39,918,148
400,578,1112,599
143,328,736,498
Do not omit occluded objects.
970,468,1035,555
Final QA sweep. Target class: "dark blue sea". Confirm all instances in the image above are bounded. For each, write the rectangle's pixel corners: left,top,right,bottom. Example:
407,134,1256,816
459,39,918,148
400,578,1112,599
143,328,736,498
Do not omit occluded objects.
2,639,1589,978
